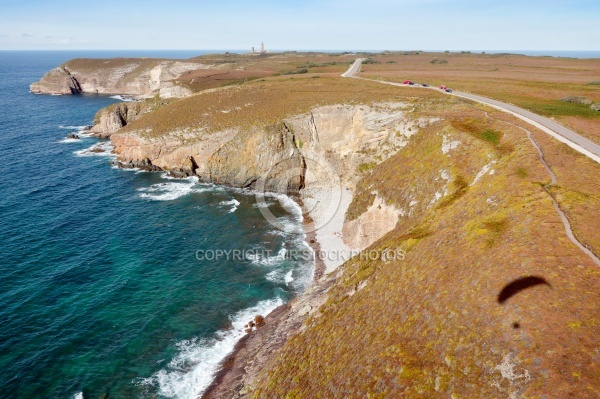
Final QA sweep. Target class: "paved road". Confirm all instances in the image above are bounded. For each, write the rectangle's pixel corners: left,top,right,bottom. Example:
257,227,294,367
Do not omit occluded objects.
342,59,600,164
341,58,364,78
453,91,600,163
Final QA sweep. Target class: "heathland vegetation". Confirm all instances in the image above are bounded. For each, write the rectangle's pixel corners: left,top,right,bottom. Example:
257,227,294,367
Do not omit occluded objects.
357,52,600,143
39,51,600,398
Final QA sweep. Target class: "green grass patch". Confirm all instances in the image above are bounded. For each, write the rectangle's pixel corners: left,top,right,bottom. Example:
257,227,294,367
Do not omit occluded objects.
516,167,528,178
517,100,600,119
280,68,308,75
437,176,469,209
358,162,377,173
478,129,501,145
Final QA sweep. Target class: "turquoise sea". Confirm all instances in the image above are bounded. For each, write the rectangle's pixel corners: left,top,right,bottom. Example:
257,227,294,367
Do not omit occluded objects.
0,51,313,398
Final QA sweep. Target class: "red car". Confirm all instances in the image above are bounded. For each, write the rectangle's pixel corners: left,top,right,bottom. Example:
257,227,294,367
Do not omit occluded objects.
404,80,412,85
440,85,447,90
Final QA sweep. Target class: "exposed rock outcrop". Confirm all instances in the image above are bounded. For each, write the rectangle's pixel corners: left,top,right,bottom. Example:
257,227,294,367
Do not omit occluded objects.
110,104,421,194
90,102,147,138
30,66,82,95
110,158,162,172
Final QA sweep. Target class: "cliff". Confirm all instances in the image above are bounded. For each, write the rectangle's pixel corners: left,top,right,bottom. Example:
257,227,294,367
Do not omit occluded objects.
90,102,146,138
29,66,82,95
30,58,212,98
89,96,174,138
38,64,597,398
30,52,359,100
106,75,600,398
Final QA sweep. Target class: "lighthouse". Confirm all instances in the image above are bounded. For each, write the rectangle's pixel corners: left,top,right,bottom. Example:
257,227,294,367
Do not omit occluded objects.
261,42,265,53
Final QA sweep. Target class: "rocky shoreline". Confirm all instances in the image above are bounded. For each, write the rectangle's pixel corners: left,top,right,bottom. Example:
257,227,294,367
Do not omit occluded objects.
89,99,420,397
106,149,331,398
32,54,600,397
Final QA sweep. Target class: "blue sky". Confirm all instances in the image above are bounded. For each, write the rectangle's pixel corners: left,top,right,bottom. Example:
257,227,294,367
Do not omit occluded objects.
0,0,598,50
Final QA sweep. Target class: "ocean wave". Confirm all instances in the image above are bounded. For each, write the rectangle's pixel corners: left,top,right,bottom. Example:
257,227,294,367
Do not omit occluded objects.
265,269,283,283
109,95,135,102
159,173,199,182
73,392,83,399
138,181,199,201
265,216,304,236
73,141,115,157
59,125,93,138
265,269,295,286
58,138,83,144
111,164,139,172
220,198,240,213
265,192,303,221
252,201,275,208
247,245,287,267
59,125,89,130
284,270,294,285
137,297,284,399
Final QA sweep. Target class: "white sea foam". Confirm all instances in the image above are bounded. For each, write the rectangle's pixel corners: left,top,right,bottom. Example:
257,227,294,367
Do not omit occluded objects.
265,269,284,283
252,201,275,208
284,270,294,285
264,269,293,285
220,198,240,213
137,297,284,399
112,164,139,172
268,192,303,221
73,141,115,157
109,95,135,102
73,392,84,399
59,125,93,138
59,125,89,130
138,181,199,201
247,245,287,267
58,138,82,144
160,173,198,182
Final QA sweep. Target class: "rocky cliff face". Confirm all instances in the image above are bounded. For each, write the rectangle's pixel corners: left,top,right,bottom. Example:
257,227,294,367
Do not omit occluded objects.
30,66,82,95
87,77,600,398
110,103,421,192
90,102,148,138
199,101,600,399
30,58,212,98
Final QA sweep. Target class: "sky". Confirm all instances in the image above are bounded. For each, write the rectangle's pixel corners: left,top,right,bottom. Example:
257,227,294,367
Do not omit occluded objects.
0,0,598,51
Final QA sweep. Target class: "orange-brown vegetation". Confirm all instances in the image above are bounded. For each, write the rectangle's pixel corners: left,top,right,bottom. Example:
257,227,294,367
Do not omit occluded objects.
174,52,355,92
122,76,439,137
358,52,600,143
247,98,600,398
107,61,600,397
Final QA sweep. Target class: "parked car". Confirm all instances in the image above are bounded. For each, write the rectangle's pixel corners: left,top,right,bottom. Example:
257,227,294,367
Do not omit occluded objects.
403,80,411,85
445,89,453,93
422,83,429,87
440,85,447,90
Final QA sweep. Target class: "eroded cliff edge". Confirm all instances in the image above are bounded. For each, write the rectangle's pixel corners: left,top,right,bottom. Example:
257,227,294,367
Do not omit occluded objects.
30,58,211,98
74,74,600,397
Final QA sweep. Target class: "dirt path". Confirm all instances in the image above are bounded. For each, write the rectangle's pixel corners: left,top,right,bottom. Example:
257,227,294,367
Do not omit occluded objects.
513,122,600,267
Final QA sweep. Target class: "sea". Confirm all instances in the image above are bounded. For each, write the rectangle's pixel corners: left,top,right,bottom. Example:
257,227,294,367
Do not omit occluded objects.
0,51,313,399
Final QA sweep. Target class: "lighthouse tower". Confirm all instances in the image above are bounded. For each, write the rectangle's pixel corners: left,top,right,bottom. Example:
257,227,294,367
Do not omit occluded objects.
261,42,265,53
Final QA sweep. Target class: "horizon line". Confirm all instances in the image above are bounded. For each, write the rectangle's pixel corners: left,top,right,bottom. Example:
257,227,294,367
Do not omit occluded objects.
1,49,600,52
